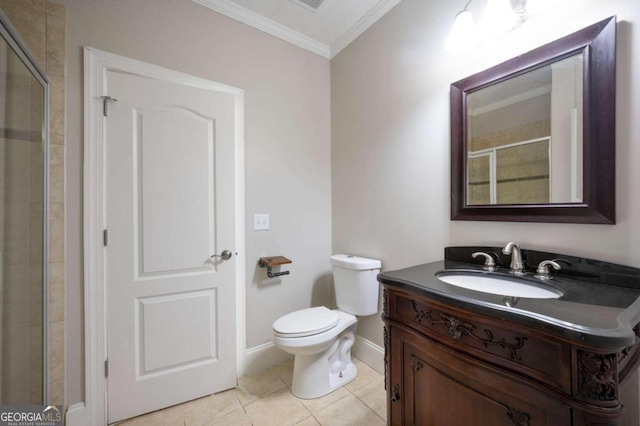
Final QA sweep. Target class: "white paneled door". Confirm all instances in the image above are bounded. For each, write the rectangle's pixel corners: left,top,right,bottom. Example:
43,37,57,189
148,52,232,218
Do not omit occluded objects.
105,70,237,423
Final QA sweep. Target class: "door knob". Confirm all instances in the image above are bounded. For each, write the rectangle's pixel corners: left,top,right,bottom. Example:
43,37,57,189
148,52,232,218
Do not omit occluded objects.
210,250,232,261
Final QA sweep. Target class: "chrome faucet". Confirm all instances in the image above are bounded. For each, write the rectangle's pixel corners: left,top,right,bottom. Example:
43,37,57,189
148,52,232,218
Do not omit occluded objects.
502,242,525,275
535,260,561,280
472,252,496,271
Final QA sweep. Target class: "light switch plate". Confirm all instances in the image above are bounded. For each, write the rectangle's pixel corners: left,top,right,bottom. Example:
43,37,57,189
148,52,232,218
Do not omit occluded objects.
254,214,270,231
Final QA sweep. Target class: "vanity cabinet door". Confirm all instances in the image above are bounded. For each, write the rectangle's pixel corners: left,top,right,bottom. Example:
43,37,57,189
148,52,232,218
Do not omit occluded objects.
387,325,571,426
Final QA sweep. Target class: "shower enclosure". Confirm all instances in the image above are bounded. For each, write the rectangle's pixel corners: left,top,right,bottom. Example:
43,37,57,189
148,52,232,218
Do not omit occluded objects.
0,10,49,404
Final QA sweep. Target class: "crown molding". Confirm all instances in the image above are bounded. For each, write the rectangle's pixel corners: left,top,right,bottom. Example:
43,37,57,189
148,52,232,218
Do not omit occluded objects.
192,0,331,58
329,0,402,58
192,0,403,60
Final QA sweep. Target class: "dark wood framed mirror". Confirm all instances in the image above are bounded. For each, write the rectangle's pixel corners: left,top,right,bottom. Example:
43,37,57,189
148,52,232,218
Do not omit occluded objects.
450,16,616,224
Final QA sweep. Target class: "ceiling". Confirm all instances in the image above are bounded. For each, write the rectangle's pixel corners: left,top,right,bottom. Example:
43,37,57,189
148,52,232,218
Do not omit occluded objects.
191,0,403,59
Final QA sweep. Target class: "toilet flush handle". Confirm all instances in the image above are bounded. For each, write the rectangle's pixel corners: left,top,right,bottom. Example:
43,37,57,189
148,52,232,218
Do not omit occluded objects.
210,250,233,261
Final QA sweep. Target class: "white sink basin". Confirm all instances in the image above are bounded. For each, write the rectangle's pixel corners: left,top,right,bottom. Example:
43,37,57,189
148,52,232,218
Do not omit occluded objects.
436,272,563,299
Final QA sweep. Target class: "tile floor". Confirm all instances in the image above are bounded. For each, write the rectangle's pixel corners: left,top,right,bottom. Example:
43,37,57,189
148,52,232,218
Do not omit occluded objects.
115,358,387,426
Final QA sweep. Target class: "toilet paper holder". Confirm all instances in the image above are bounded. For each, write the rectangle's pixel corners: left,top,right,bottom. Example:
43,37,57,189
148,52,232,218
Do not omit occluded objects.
259,256,292,278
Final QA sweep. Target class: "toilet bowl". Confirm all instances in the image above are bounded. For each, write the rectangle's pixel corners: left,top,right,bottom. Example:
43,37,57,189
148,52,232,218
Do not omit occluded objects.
272,255,381,399
273,307,357,399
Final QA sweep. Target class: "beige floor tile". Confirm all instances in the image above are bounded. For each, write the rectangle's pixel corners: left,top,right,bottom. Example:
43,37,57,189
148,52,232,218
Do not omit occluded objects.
237,368,287,405
299,386,350,415
270,358,294,386
244,388,311,426
314,393,385,426
116,403,184,425
113,357,386,426
118,418,184,426
201,407,252,426
352,376,386,420
182,388,243,424
344,358,379,393
296,416,321,425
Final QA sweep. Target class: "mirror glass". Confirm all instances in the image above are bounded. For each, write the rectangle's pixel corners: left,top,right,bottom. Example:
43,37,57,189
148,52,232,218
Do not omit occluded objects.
466,54,583,205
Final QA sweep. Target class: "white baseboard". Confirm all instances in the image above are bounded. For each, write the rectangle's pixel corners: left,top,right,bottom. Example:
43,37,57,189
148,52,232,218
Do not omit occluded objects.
352,335,384,375
65,402,87,426
243,342,292,377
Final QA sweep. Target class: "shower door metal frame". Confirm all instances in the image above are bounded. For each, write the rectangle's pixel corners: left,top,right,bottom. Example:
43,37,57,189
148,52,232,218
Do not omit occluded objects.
0,8,50,404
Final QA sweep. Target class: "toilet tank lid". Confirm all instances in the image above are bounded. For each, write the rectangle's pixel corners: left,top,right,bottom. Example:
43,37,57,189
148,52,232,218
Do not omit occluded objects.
330,254,381,270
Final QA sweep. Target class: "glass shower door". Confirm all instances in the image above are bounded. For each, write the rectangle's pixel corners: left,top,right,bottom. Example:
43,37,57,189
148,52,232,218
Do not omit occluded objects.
0,10,48,405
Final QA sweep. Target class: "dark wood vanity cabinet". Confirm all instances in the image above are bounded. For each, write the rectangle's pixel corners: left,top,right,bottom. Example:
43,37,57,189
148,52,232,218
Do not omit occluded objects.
382,288,640,426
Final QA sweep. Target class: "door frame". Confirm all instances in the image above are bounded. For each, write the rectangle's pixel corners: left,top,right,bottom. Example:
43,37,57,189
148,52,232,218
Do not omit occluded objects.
83,47,246,424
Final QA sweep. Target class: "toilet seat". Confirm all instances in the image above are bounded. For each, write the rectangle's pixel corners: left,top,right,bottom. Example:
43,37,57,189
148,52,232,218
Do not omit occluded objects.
273,306,339,338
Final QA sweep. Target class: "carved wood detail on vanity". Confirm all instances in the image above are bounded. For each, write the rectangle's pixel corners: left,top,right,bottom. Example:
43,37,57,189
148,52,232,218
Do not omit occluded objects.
382,289,390,391
389,292,570,392
382,288,388,317
577,351,619,403
410,354,424,372
390,384,400,403
409,299,527,360
383,325,388,390
506,408,531,426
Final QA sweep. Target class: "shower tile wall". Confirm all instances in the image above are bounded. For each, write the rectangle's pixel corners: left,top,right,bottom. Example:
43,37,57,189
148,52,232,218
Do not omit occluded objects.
470,119,550,151
0,0,66,406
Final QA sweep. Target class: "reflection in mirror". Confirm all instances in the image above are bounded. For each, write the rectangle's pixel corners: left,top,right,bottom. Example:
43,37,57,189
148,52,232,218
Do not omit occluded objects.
467,54,583,205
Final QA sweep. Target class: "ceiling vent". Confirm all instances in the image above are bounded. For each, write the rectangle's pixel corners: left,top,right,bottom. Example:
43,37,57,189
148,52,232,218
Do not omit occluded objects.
290,0,326,12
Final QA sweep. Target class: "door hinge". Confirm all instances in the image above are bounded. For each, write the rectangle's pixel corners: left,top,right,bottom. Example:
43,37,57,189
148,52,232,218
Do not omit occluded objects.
103,229,108,247
100,95,118,117
104,359,109,378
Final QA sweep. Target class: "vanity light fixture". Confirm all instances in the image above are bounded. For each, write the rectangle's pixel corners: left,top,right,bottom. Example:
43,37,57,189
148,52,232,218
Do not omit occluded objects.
444,0,525,53
443,2,479,54
525,0,552,15
478,0,518,38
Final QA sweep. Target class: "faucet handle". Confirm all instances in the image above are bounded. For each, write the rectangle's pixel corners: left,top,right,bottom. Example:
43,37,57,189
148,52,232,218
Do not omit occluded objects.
472,252,496,271
535,260,561,280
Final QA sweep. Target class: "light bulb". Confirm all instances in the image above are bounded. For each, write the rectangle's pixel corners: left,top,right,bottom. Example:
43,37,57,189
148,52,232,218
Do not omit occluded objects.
526,0,552,15
478,0,518,39
444,10,479,54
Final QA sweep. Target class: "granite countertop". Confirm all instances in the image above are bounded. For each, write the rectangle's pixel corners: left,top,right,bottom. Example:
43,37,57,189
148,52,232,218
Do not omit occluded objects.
378,257,640,348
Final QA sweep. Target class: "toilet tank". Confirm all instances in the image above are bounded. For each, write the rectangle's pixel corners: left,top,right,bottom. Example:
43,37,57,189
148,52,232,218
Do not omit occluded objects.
330,254,382,316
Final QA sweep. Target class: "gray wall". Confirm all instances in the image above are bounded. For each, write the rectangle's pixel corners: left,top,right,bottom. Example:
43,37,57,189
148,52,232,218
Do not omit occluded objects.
332,0,640,349
60,0,332,405
60,0,640,408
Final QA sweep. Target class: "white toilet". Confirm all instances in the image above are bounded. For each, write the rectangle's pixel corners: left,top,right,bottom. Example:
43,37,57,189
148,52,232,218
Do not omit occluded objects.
272,254,381,399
